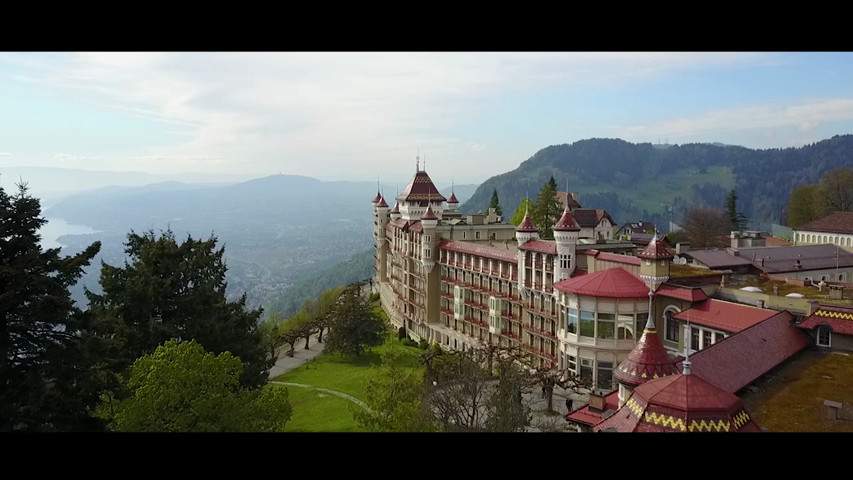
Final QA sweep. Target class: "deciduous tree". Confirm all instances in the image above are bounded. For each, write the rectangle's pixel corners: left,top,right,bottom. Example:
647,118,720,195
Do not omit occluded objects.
681,206,731,248
820,166,853,213
509,197,533,226
102,339,292,432
787,184,827,228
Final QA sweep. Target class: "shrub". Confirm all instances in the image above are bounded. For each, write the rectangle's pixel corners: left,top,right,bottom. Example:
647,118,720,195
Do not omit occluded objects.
369,292,380,302
401,338,417,347
418,339,429,350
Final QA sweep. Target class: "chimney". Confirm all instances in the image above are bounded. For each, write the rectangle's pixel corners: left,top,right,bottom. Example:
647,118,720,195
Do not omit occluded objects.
676,242,691,254
588,391,607,413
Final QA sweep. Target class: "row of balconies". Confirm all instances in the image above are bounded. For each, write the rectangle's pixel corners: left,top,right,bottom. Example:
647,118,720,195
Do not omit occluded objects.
523,323,557,339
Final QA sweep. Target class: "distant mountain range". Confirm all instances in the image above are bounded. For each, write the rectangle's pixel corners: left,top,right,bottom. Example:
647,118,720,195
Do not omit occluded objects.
461,135,853,231
35,172,476,316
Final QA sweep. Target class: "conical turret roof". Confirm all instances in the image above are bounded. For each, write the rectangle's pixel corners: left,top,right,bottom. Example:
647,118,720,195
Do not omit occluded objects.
614,321,680,387
372,191,383,203
516,212,538,232
422,204,437,220
553,207,581,232
448,192,458,204
376,195,388,208
638,235,673,260
593,373,761,432
391,202,400,214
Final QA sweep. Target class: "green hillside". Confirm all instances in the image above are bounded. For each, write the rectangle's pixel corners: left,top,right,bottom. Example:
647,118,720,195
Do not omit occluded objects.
461,136,853,231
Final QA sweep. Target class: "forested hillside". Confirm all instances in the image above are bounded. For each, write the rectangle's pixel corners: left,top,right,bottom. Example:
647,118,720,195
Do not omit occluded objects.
461,135,853,231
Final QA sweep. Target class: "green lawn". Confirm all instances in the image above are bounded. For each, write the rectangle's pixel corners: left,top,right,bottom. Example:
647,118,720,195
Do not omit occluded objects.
271,332,425,432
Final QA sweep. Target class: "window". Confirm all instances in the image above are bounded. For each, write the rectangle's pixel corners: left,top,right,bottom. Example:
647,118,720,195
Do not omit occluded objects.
597,313,615,340
665,310,679,342
597,361,613,390
567,355,577,373
703,330,712,350
580,358,593,382
579,310,595,337
567,308,578,334
636,313,649,336
475,231,480,240
559,254,569,269
817,326,831,347
617,314,634,340
691,327,700,351
463,232,466,239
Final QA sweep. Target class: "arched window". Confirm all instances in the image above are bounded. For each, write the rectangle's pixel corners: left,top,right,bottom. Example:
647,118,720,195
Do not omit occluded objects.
664,307,680,342
817,325,832,348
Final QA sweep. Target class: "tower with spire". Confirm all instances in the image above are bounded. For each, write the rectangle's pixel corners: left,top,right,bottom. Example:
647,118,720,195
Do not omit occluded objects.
552,204,580,281
373,192,389,283
638,234,673,292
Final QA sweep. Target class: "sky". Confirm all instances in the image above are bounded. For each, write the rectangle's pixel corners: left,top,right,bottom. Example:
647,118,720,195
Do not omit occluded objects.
3,51,853,187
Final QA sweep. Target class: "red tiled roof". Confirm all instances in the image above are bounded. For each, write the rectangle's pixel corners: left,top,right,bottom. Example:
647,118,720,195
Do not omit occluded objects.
594,373,761,432
376,195,388,208
590,250,641,266
438,239,517,263
799,305,853,335
655,285,708,302
409,222,423,232
519,239,556,255
386,218,409,230
372,191,382,203
516,213,538,232
391,202,400,214
572,209,615,228
764,236,792,246
685,311,811,394
396,170,446,203
553,208,581,232
554,267,649,298
796,211,853,235
555,191,583,210
565,391,618,427
614,325,680,387
638,235,673,260
448,192,459,204
673,299,776,333
422,205,437,220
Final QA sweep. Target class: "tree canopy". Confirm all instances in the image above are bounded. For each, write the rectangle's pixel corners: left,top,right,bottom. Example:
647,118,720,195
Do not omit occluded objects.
86,229,271,389
323,284,386,357
680,206,731,248
725,189,748,231
1,182,102,431
509,197,533,227
532,177,562,239
489,188,502,217
101,339,292,432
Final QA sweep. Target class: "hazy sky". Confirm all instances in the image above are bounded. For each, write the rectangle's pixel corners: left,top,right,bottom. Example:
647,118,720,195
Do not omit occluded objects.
3,52,853,186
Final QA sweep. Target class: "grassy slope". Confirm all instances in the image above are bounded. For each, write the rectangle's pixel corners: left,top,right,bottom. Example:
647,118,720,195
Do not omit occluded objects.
272,306,426,432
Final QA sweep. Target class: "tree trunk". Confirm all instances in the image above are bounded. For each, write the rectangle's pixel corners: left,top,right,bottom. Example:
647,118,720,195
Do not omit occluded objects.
317,327,324,343
304,335,310,350
545,385,554,412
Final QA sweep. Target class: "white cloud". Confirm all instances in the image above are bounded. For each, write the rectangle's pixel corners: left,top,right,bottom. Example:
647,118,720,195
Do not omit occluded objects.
0,152,11,157
5,52,775,177
614,98,853,146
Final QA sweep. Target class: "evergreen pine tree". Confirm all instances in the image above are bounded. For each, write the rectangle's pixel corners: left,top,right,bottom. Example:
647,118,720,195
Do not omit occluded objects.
532,179,562,239
0,182,102,431
489,189,502,217
86,229,271,390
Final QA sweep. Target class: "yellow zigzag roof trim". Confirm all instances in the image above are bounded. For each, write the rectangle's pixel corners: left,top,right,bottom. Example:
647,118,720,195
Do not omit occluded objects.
688,419,730,432
644,412,686,431
816,310,853,321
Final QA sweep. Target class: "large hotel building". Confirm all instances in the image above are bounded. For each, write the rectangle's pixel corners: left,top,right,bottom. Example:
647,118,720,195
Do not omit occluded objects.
373,165,715,391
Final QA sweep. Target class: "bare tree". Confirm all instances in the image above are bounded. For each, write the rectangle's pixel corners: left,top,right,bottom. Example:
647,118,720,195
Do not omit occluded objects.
681,205,731,248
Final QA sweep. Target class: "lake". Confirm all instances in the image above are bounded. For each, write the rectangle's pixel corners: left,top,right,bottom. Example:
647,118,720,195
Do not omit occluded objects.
39,217,101,250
